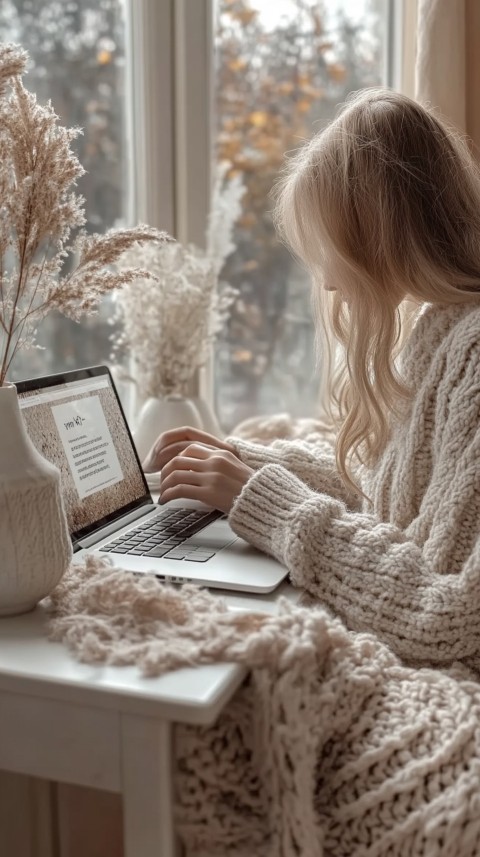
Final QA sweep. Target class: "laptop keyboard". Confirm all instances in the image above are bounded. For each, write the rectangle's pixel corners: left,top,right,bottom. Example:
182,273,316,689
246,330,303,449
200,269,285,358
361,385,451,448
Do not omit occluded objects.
99,508,224,563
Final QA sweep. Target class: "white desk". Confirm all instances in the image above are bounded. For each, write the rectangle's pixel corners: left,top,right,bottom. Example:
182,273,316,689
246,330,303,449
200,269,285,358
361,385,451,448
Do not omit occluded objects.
0,603,247,857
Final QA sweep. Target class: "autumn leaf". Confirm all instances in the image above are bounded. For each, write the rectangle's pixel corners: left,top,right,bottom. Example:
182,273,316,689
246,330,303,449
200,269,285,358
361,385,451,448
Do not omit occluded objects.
223,118,239,132
97,49,112,65
233,349,253,363
328,62,347,82
277,81,295,96
228,58,248,71
231,8,258,26
296,99,312,114
248,111,270,128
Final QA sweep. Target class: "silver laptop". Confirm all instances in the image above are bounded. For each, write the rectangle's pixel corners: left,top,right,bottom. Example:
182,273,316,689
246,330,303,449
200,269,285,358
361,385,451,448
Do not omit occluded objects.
15,366,288,593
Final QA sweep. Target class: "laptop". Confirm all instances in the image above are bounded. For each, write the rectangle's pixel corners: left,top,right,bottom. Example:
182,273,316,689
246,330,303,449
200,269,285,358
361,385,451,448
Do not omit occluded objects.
15,366,289,593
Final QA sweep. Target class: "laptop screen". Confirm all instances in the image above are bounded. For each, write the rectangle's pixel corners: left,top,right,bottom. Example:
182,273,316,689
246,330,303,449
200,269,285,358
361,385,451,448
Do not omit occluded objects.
15,366,151,545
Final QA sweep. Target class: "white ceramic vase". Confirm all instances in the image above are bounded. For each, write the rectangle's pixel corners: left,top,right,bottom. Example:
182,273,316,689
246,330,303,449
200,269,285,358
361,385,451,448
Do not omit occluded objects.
0,384,72,616
133,394,203,462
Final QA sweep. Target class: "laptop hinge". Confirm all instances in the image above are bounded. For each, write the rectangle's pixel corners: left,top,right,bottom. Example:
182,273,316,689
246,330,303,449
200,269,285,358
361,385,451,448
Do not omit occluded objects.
75,503,155,551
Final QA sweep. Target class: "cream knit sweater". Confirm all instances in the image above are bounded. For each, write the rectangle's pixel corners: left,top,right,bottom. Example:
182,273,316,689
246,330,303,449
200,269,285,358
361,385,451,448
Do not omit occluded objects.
229,301,480,676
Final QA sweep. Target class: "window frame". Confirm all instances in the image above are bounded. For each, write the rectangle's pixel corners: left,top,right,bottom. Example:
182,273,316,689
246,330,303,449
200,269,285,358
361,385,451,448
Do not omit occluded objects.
125,0,213,244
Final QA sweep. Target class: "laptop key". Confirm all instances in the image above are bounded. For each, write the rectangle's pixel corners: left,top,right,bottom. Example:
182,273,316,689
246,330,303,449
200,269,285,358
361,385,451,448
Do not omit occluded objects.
156,541,182,550
105,546,129,553
139,513,170,526
187,552,215,562
145,546,175,557
127,548,145,555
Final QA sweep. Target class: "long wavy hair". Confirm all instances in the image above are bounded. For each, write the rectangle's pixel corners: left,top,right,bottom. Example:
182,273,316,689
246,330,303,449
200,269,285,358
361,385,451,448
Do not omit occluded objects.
274,87,480,497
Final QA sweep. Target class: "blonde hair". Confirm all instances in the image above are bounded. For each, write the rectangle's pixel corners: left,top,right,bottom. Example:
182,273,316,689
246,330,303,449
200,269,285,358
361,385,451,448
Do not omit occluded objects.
274,87,480,498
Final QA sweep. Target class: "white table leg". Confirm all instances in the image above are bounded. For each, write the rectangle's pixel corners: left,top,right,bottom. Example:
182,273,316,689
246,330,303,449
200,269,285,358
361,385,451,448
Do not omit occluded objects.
121,714,179,857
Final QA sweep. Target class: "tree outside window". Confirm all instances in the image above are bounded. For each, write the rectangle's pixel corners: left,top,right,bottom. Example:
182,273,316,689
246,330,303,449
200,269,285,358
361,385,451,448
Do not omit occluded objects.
214,0,386,430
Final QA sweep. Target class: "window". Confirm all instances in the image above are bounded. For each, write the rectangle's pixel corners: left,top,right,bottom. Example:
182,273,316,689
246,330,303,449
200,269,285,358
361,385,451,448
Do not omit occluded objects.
1,0,399,429
212,0,392,431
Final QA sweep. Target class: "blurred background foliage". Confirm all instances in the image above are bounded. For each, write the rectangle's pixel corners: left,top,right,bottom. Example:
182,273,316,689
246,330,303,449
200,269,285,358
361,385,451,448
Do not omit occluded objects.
213,0,384,428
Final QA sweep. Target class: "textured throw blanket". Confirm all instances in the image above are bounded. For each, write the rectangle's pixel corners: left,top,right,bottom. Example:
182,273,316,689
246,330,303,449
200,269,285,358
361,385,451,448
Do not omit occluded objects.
46,556,480,857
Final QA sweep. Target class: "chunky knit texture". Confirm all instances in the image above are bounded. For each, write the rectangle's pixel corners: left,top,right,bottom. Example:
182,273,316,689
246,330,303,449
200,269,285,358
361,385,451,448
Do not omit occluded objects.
48,556,480,857
229,302,480,676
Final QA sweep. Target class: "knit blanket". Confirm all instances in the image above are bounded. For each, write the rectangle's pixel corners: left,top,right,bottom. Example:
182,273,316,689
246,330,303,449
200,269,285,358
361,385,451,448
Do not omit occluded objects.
47,557,480,857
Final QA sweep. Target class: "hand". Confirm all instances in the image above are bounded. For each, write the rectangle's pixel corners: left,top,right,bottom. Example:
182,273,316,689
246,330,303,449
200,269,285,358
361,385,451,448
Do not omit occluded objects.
142,426,239,472
142,426,254,515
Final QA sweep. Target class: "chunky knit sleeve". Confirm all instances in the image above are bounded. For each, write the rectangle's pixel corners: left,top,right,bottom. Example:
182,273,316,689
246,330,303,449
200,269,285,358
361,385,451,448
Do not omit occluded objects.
228,316,480,672
228,435,361,510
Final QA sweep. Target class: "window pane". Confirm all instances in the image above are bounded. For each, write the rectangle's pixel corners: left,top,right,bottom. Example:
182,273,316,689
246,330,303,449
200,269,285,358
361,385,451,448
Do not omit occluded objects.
213,0,388,431
0,0,128,381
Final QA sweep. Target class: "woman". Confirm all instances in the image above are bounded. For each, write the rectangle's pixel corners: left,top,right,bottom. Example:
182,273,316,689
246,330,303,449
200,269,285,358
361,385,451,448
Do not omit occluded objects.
143,88,480,677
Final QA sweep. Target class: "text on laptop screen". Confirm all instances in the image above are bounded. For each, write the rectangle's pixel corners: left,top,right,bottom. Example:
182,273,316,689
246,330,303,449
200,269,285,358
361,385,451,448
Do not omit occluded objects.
17,374,147,538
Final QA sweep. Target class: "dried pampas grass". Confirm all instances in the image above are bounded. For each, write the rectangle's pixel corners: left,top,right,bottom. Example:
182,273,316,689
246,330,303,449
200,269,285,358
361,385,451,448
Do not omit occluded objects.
0,42,167,385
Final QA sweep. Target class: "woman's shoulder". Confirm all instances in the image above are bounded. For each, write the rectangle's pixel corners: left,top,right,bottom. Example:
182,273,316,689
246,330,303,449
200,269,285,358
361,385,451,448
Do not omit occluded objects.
401,301,480,384
414,300,480,342
445,300,480,349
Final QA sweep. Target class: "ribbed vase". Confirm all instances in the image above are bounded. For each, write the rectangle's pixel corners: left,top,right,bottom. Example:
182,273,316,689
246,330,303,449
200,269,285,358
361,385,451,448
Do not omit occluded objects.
0,383,72,616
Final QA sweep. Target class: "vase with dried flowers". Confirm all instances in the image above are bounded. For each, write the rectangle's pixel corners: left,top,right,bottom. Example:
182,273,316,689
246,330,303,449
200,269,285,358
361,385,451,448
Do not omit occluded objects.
113,165,244,462
0,43,166,615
